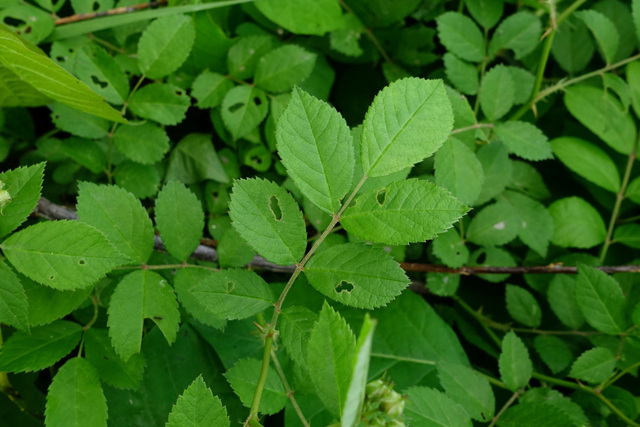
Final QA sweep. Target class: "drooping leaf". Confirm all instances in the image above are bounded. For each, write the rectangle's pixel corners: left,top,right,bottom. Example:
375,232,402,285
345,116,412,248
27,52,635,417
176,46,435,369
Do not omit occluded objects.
405,387,472,427
479,64,514,121
0,260,28,331
0,162,44,239
436,12,485,62
569,347,616,383
225,358,287,415
506,284,541,328
499,331,533,391
221,85,268,140
254,45,316,93
575,265,627,334
166,376,230,427
129,83,190,126
488,11,541,59
113,122,170,165
255,0,343,35
576,10,619,64
493,121,553,161
437,361,495,422
435,137,484,205
549,197,606,248
166,133,229,185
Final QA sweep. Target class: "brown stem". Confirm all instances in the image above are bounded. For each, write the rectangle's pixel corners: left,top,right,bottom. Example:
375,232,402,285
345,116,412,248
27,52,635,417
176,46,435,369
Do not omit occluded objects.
54,0,167,25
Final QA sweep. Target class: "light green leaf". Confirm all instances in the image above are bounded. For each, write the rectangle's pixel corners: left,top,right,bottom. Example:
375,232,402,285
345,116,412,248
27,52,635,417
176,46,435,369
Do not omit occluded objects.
342,179,468,245
505,66,535,105
129,83,190,126
547,275,585,330
576,10,619,64
191,72,233,109
51,102,110,139
255,45,316,92
575,265,627,334
0,5,54,44
137,15,195,79
307,302,356,418
361,77,453,177
77,182,154,264
564,85,636,154
107,270,180,361
225,358,287,415
229,178,306,265
437,361,494,422
113,123,170,165
75,43,129,105
549,197,606,248
0,63,51,106
60,137,106,173
569,347,616,383
0,320,82,373
467,200,521,246
476,141,512,204
551,16,595,73
488,11,541,59
2,221,126,290
114,161,161,199
227,36,274,80
154,180,204,262
166,376,230,427
613,223,640,248
405,386,472,427
466,0,503,29
276,87,354,214
330,14,364,57
0,260,28,331
173,269,226,330
304,243,409,309
500,191,553,258
45,358,107,427
221,85,268,140
255,0,343,36
432,227,469,268
508,160,550,200
280,306,317,368
0,162,44,238
435,137,484,205
499,331,533,391
494,121,553,161
498,401,574,427
436,12,485,62
166,133,229,185
534,335,573,374
506,284,541,328
479,65,514,121
443,53,478,95
551,136,620,193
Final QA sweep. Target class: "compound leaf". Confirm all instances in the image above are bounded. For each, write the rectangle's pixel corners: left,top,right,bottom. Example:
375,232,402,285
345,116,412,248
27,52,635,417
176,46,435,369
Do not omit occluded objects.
221,85,268,140
488,11,541,59
191,72,233,109
576,10,619,64
466,200,521,246
75,43,129,105
166,133,229,185
225,358,287,415
405,386,472,427
479,65,514,121
280,306,317,368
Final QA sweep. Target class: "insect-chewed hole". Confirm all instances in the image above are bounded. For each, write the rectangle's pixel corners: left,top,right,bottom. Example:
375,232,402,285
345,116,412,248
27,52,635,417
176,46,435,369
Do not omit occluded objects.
92,1,100,10
269,196,283,221
91,75,108,89
335,281,354,294
78,259,86,265
49,275,55,280
476,252,487,264
376,189,386,206
228,102,245,113
3,17,25,26
253,97,262,106
225,282,234,293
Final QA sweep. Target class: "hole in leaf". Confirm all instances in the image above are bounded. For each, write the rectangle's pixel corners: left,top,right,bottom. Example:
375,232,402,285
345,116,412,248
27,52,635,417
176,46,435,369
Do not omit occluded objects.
3,17,25,26
269,196,283,221
175,90,183,96
91,75,108,89
25,26,32,34
49,275,54,280
250,156,262,164
153,316,163,320
476,252,487,264
376,189,386,206
78,259,86,265
335,281,354,294
228,102,245,113
253,97,262,106
92,1,100,10
225,282,234,293
56,56,67,62
211,189,219,203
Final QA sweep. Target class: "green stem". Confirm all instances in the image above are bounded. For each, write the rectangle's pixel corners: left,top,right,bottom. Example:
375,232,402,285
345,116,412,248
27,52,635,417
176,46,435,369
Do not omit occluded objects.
271,349,309,427
596,393,640,427
450,122,493,135
483,316,603,337
453,295,502,347
531,372,583,390
489,391,520,427
602,360,640,390
337,0,392,63
476,371,510,391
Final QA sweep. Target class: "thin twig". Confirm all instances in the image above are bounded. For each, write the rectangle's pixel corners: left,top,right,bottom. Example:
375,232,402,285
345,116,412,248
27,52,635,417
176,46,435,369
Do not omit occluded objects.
54,0,167,25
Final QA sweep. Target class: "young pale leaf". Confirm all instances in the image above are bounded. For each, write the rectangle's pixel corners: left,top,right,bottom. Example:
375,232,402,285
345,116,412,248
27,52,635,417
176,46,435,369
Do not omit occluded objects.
500,191,553,258
191,72,233,109
75,44,129,105
575,265,627,334
466,200,521,246
280,306,317,368
534,335,573,374
551,137,620,193
155,180,204,261
221,85,268,140
569,347,616,383
166,375,230,427
254,45,316,93
276,87,354,214
0,162,44,239
548,275,586,330
476,141,512,204
437,361,495,422
307,302,356,418
564,85,636,154
361,78,454,177
432,227,469,268
304,243,409,309
479,65,514,121
506,285,541,328
107,270,180,361
129,83,190,126
113,123,170,165
225,358,287,415
405,387,472,427
576,10,619,64
499,331,533,391
488,11,541,59
190,269,274,320
2,221,127,290
255,0,343,36
436,12,485,62
549,197,606,248
0,260,28,331
435,137,484,205
493,121,553,161
229,178,306,265
45,358,107,427
341,314,376,427
166,133,229,185
0,320,82,373
137,14,195,79
341,179,468,245
443,53,479,95
77,182,154,264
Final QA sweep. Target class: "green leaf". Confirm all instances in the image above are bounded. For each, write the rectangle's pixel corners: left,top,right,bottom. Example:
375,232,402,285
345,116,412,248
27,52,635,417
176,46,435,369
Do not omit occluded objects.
534,335,573,374
0,26,125,122
549,197,606,248
191,72,233,109
225,358,287,415
276,87,354,214
498,401,574,427
221,85,268,140
505,66,535,105
166,376,230,427
493,121,552,161
173,269,226,329
466,200,521,246
129,83,190,126
466,0,503,29
361,77,453,177
575,265,627,334
227,36,274,80
626,176,640,204
443,53,479,95
217,227,256,268
60,137,106,173
137,15,195,79
435,137,484,205
479,64,514,121
166,133,229,185
155,180,204,262
0,320,82,373
576,10,619,64
75,43,129,105
113,123,170,165
500,191,553,258
0,63,51,106
470,246,516,283
508,160,550,200
304,243,409,309
437,361,494,422
488,11,541,59
432,227,469,268
0,5,54,44
547,275,585,330
627,61,640,118
341,314,376,427
255,0,343,36
254,45,316,92
499,331,533,391
506,284,541,328
280,306,317,368
436,12,485,62
25,278,92,327
564,85,636,154
107,270,180,361
427,272,460,297
342,179,468,245
190,269,274,320
613,223,640,248
307,302,356,418
0,260,28,331
2,221,126,290
569,347,616,383
229,178,306,265
551,16,595,73
551,136,620,193
476,141,512,204
114,161,161,199
77,182,154,264
0,162,44,238
51,102,110,139
45,358,107,427
405,386,472,427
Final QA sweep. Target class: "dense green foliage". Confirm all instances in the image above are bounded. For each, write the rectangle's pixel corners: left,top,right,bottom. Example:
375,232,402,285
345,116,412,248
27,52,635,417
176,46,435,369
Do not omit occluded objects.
1,0,640,426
